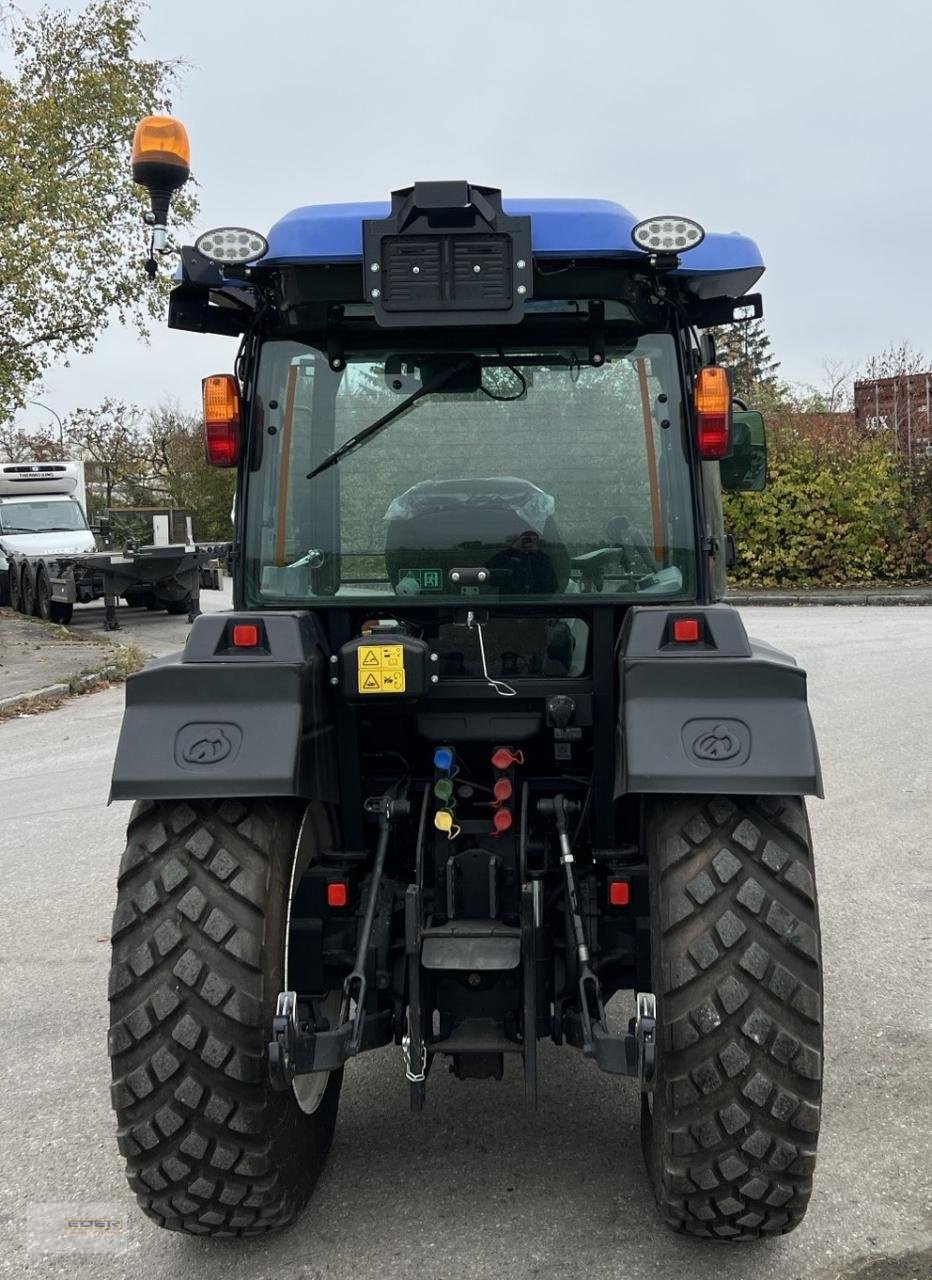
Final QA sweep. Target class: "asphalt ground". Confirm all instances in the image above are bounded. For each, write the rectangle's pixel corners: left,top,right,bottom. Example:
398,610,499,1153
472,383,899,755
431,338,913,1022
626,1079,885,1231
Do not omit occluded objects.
0,607,929,1280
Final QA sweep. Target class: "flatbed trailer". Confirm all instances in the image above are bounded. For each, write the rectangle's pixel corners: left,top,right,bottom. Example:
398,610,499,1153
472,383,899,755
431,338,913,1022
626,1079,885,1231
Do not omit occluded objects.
6,542,229,629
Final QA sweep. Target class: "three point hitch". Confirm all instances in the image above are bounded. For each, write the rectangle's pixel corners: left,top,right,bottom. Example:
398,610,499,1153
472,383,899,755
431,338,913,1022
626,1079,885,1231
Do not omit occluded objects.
539,795,656,1088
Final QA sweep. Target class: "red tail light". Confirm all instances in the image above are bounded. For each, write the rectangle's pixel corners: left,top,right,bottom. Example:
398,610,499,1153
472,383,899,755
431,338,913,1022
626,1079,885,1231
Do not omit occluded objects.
695,366,731,460
202,374,241,467
231,623,259,648
673,618,700,643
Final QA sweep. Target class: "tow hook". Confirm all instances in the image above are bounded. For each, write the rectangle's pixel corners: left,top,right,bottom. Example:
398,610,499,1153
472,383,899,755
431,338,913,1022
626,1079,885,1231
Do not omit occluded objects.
268,990,298,1090
635,991,657,1090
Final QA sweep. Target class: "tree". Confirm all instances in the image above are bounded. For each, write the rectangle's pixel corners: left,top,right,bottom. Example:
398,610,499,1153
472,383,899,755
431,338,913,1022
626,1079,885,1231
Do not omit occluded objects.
0,1,197,424
0,421,61,462
710,318,782,406
145,403,235,541
64,398,149,516
790,358,855,414
858,340,927,381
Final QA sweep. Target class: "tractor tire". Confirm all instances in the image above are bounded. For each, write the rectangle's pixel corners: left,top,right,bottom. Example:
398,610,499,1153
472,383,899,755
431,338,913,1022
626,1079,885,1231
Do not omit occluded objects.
108,798,343,1236
19,560,37,616
642,795,822,1241
0,567,9,607
50,602,73,625
8,563,23,612
165,595,193,615
35,563,53,621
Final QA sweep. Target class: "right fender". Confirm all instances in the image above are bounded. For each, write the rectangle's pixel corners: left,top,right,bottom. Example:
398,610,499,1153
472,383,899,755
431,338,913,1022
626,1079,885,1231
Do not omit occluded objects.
617,605,823,798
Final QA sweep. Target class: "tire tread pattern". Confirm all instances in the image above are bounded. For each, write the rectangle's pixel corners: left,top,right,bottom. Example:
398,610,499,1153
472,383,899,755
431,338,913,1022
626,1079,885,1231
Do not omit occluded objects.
646,794,822,1241
109,798,339,1236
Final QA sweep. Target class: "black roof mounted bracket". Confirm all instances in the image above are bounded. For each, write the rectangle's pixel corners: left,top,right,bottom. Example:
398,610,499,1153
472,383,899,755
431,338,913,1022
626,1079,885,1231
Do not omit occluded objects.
362,182,533,328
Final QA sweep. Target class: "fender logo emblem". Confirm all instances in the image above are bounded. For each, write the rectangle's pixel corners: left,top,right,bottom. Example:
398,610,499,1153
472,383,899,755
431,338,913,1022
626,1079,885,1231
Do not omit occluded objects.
181,730,232,764
692,723,741,762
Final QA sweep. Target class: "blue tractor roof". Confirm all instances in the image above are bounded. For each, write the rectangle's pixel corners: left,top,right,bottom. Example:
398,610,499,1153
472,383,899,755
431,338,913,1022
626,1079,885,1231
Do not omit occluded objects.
264,197,764,298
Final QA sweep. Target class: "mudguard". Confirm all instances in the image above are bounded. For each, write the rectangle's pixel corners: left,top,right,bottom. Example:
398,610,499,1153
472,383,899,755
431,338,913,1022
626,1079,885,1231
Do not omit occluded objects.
617,605,823,797
110,613,337,802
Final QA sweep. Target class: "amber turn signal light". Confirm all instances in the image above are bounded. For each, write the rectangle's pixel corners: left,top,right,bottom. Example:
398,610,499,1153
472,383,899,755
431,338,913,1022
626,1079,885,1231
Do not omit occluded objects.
202,374,241,468
695,365,732,460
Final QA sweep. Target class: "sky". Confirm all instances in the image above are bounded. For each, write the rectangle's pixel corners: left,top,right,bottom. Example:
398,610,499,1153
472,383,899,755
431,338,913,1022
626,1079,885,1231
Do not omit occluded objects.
10,0,932,432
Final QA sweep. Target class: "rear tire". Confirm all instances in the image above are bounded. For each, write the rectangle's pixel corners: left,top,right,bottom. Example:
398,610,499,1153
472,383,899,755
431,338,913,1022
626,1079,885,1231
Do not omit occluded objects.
8,563,23,612
642,795,822,1240
35,563,53,621
165,594,192,615
50,602,73,624
19,561,37,615
108,798,343,1236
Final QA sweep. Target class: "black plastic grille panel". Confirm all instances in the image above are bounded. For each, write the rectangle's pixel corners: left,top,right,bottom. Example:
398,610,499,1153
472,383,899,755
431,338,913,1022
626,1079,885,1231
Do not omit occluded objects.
381,234,512,311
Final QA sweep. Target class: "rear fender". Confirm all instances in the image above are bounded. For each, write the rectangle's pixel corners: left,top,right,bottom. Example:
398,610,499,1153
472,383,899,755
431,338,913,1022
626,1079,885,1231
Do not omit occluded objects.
617,605,823,797
110,612,337,802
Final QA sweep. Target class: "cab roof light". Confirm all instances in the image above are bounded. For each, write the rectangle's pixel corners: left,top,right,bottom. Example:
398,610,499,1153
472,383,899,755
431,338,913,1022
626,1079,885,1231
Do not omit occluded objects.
131,115,191,254
195,227,269,265
131,115,191,177
695,365,731,460
632,215,705,253
202,374,241,467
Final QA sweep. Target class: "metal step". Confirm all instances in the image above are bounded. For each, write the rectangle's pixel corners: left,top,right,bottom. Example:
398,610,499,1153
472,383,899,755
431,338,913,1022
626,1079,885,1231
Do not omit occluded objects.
429,1017,524,1056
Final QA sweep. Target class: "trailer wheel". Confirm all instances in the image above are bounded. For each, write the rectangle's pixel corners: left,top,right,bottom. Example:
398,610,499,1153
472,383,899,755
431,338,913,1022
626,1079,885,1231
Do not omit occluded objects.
642,795,822,1241
19,561,37,616
50,602,73,625
164,594,192,615
109,798,343,1236
0,567,10,607
35,563,53,621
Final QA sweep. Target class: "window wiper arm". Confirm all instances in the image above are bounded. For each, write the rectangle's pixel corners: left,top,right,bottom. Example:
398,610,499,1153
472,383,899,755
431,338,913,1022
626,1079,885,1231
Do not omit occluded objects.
306,358,471,481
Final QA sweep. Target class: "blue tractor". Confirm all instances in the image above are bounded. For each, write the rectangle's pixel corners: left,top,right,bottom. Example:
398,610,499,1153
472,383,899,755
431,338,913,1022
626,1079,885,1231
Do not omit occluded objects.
108,116,823,1241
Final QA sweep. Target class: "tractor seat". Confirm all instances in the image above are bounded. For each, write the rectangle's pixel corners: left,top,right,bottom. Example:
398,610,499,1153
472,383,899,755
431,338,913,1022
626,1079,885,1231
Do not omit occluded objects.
383,477,570,594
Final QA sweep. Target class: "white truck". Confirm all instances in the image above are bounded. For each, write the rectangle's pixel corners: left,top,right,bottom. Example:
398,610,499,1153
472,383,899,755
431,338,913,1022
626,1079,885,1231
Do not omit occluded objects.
0,462,96,616
2,459,228,629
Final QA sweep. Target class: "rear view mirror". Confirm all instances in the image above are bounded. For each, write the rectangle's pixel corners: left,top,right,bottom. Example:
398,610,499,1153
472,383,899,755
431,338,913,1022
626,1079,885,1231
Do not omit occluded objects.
721,410,767,492
384,353,483,395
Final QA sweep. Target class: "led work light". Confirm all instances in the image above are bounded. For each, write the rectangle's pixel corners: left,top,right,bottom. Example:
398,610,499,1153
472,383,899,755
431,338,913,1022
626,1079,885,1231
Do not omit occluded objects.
194,227,269,265
631,216,705,253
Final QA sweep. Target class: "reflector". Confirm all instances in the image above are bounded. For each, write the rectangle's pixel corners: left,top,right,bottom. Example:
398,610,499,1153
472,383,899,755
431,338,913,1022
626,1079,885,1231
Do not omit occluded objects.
327,882,349,908
608,879,631,907
632,215,705,253
195,227,268,264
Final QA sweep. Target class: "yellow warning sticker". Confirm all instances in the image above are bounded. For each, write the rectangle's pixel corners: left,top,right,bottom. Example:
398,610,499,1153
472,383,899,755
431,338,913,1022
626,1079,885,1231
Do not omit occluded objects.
357,644,406,693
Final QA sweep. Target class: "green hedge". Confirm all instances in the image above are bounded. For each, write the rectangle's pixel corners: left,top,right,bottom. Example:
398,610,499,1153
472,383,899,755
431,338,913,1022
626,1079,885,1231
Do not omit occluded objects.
723,416,932,586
